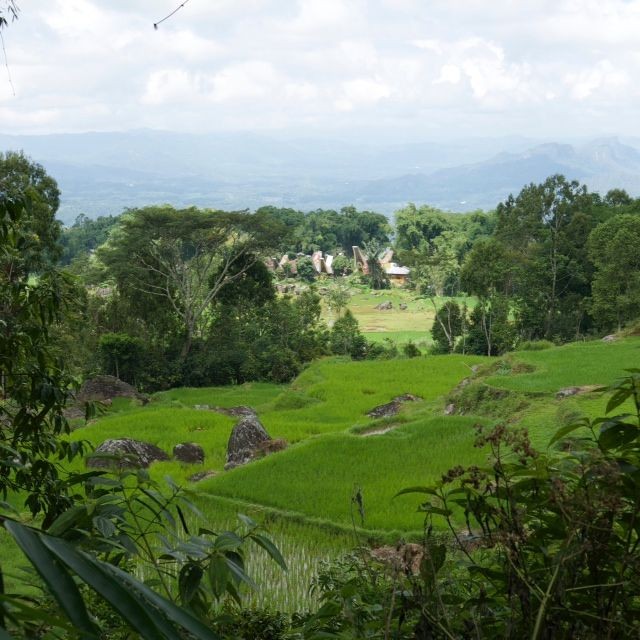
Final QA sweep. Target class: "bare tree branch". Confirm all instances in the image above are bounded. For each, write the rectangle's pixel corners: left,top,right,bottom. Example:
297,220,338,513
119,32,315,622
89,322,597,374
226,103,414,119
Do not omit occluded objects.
153,0,192,30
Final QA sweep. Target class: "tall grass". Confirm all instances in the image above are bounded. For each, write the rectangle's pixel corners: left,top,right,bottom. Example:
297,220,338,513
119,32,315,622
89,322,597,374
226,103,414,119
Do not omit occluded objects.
486,338,640,392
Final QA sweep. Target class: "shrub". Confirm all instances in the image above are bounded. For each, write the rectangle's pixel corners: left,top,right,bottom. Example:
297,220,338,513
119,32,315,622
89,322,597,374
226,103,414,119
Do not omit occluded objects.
296,256,317,282
402,341,421,358
330,310,367,360
516,339,555,351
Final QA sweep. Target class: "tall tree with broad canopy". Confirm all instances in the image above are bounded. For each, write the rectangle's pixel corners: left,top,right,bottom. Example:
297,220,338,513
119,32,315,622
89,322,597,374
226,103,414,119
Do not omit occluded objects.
588,213,640,331
460,237,515,356
0,151,62,269
99,206,285,358
495,175,598,341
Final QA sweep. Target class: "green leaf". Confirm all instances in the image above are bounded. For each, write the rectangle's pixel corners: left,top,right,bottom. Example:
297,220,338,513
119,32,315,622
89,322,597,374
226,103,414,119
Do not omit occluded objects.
598,421,639,450
102,562,221,640
237,513,257,529
606,389,632,414
92,516,117,539
213,532,243,551
250,533,287,571
225,552,256,590
178,562,203,605
549,420,591,446
3,520,98,639
207,555,229,600
47,505,87,536
40,534,177,639
394,486,439,498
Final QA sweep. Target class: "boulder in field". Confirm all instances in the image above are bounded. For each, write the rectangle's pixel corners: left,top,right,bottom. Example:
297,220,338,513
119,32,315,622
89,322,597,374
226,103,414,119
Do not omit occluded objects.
367,394,423,419
76,375,148,404
188,470,218,483
375,301,393,310
214,405,257,418
225,415,272,470
87,438,169,469
173,442,205,464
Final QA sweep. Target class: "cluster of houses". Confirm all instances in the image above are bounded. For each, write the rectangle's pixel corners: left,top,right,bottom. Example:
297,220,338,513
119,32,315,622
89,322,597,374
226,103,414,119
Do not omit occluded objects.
265,246,410,286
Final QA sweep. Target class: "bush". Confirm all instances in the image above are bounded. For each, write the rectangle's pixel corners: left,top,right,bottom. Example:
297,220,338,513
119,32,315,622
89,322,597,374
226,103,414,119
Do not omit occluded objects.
515,339,555,351
296,256,317,282
331,254,353,276
330,310,367,359
402,341,421,358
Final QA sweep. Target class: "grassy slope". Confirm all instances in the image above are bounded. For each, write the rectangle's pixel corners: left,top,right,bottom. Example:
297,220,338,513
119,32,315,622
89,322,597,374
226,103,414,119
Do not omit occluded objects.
486,339,640,392
488,338,640,446
69,338,640,535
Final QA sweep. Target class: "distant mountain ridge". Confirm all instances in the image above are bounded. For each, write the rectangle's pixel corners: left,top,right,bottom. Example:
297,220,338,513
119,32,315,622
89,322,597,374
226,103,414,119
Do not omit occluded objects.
0,131,638,223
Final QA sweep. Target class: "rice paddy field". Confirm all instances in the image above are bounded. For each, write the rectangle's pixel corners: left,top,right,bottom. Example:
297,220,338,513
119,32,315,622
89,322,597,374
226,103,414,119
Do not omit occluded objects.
320,284,474,348
16,335,640,610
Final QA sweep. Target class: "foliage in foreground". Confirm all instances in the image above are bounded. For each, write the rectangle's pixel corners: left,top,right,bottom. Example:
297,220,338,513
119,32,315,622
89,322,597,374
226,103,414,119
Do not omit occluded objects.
306,372,640,639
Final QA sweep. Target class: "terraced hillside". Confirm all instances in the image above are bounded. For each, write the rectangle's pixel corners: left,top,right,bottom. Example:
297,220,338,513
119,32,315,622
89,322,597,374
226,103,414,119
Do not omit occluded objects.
62,337,640,609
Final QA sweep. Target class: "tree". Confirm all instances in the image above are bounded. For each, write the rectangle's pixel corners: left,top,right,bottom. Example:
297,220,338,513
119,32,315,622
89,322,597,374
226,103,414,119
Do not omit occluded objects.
330,310,366,359
394,203,451,252
588,213,640,330
495,175,598,340
98,333,145,384
331,254,352,276
99,206,284,358
0,151,62,269
363,239,390,290
461,238,515,356
295,256,317,283
431,300,463,354
0,191,84,525
326,280,351,320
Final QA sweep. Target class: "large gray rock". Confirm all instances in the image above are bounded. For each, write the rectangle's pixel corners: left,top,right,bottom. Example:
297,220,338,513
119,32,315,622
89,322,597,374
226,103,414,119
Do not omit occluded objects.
76,375,148,404
87,438,169,469
173,442,205,464
375,301,393,310
225,415,272,470
367,394,422,419
214,405,257,418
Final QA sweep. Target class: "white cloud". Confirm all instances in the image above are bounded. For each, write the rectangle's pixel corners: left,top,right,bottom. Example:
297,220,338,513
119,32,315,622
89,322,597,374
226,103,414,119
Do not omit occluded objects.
564,60,629,101
2,0,640,137
142,69,199,105
336,78,391,111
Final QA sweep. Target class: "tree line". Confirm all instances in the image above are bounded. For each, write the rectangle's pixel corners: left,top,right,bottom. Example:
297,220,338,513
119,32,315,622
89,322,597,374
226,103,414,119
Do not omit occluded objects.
4,151,640,388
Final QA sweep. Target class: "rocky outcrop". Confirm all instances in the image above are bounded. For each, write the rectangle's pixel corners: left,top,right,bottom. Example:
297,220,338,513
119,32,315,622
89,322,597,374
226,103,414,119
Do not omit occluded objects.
188,470,218,483
367,394,422,419
87,438,169,469
214,405,257,418
375,301,393,310
225,415,272,470
173,442,205,464
556,385,600,399
76,375,148,404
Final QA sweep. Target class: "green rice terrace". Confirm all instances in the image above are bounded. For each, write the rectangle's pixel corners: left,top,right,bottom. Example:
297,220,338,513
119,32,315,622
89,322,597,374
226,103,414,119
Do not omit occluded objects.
52,336,640,610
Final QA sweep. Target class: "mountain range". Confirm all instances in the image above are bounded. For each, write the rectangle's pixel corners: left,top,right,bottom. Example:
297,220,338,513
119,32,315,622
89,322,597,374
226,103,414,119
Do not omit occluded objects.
0,130,639,224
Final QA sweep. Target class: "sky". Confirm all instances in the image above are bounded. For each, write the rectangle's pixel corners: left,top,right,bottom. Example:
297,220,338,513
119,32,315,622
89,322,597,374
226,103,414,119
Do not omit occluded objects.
1,0,639,140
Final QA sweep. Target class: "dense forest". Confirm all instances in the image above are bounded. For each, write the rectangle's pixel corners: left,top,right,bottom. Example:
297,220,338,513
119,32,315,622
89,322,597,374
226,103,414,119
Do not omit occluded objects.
45,149,640,388
3,149,640,639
